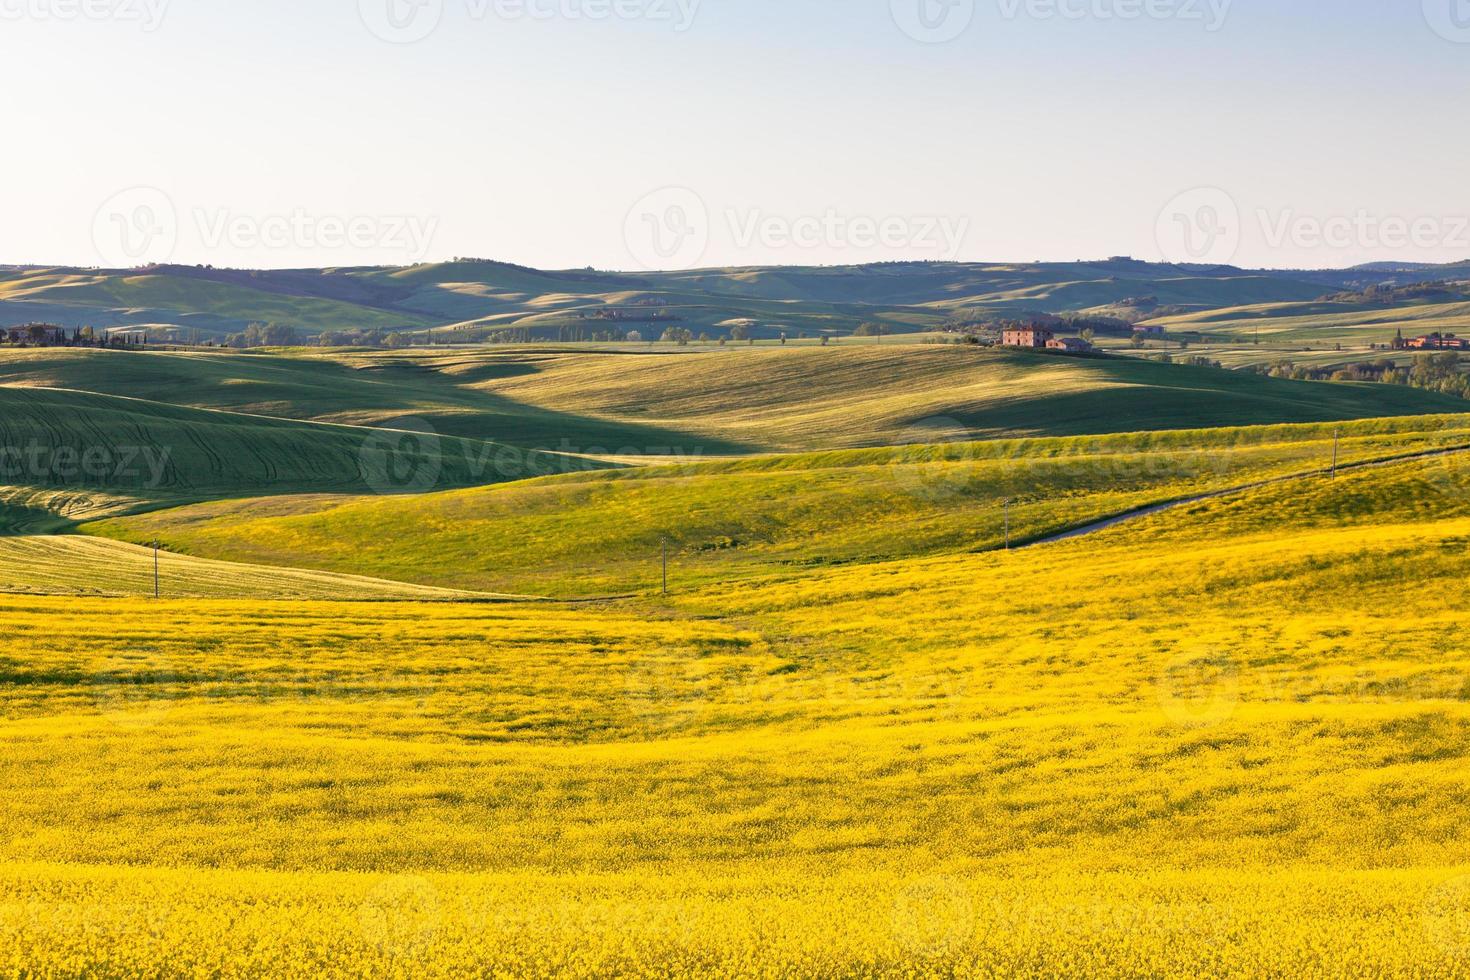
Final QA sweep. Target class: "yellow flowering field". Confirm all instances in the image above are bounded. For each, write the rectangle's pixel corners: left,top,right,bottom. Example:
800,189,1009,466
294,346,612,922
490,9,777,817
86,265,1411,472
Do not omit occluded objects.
7,454,1470,975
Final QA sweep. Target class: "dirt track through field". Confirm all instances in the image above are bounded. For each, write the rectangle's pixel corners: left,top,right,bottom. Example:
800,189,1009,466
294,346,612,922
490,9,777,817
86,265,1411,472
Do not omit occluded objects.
1024,442,1470,548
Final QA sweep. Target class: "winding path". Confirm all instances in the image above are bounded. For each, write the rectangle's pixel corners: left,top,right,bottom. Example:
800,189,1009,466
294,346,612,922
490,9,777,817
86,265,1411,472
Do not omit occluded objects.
1021,441,1470,549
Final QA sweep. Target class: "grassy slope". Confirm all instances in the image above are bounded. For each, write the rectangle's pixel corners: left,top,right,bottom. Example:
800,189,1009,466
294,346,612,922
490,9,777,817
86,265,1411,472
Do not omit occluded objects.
10,458,1470,973
0,384,597,526
0,536,487,600
476,346,1468,450
1146,295,1470,346
0,348,757,453
5,346,1465,457
0,269,433,336
86,415,1470,597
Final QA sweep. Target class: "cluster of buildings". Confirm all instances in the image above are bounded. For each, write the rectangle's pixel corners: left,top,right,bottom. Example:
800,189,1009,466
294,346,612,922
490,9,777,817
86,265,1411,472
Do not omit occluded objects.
2,324,149,347
1391,331,1470,351
999,325,1093,353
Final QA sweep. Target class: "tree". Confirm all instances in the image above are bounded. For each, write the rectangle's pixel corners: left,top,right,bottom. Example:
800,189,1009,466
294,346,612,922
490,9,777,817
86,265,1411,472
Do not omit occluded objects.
728,323,751,342
853,322,890,337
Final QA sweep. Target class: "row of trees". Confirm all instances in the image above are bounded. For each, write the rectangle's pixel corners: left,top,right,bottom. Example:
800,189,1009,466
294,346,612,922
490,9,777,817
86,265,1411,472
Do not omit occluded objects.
1250,352,1470,398
0,325,137,347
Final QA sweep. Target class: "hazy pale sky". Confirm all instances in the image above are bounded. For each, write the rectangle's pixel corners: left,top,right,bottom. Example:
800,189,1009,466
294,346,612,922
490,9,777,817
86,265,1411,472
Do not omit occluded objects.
2,0,1467,271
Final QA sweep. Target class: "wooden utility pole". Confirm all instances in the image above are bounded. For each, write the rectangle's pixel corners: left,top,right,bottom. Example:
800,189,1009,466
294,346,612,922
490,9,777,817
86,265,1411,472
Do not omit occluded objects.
1331,428,1340,480
662,538,668,595
153,540,160,599
1004,501,1011,551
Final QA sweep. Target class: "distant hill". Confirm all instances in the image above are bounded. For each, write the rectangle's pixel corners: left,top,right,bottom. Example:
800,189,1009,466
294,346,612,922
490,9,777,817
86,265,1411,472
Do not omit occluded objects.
8,257,1469,344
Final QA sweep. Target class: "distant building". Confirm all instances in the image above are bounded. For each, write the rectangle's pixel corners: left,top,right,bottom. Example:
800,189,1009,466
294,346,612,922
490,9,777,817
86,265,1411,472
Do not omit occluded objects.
1132,324,1165,338
1002,325,1054,348
4,324,67,345
1396,332,1470,351
1046,337,1092,353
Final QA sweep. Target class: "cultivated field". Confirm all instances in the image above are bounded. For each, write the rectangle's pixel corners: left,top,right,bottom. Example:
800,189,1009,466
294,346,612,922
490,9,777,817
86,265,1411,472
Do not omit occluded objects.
6,344,1470,976
8,453,1470,973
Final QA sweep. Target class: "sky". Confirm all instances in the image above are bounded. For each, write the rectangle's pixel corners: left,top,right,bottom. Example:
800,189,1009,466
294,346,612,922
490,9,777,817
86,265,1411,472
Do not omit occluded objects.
1,0,1468,271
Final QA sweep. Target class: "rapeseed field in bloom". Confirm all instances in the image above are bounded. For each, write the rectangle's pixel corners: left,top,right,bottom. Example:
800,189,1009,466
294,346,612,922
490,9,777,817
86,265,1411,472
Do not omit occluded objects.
6,454,1470,975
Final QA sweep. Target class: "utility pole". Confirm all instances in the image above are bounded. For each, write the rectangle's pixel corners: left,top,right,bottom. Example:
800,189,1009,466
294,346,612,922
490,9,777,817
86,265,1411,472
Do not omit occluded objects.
153,540,160,599
662,538,668,596
1331,428,1340,480
1004,500,1011,551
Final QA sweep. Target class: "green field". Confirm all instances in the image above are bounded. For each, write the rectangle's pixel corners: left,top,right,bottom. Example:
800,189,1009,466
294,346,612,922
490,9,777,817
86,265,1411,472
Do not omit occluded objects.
1,346,1463,458
12,340,1470,974
0,382,599,529
84,415,1470,598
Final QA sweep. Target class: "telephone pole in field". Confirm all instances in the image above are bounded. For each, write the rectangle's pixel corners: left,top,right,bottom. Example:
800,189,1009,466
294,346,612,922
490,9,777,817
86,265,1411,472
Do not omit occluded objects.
662,538,668,595
153,540,160,599
1004,500,1011,551
1331,428,1340,480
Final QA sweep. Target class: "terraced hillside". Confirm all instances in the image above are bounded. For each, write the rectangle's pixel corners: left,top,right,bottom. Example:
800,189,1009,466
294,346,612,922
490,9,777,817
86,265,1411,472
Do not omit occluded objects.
3,346,1464,456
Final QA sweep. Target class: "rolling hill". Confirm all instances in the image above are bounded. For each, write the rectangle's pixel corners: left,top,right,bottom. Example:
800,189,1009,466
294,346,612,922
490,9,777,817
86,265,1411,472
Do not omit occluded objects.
0,383,600,529
2,346,1465,457
13,444,1470,973
85,414,1470,597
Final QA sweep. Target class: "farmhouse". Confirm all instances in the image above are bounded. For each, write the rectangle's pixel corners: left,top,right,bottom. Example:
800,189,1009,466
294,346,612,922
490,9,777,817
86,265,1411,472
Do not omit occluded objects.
1047,337,1093,353
1393,331,1470,351
5,324,67,345
1132,324,1165,338
1001,325,1054,348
